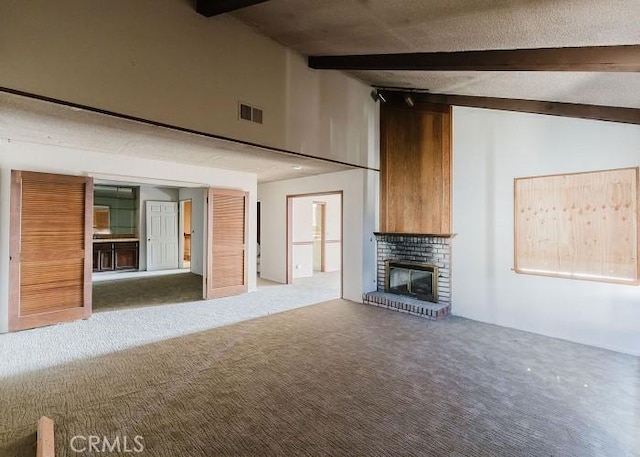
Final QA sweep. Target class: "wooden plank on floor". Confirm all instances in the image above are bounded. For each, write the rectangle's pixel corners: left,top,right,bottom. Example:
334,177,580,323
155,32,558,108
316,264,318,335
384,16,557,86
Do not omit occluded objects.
36,416,54,457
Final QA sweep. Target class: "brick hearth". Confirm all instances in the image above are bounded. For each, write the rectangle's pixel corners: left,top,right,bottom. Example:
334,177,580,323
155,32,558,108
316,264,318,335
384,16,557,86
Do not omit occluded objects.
363,233,452,320
362,291,450,320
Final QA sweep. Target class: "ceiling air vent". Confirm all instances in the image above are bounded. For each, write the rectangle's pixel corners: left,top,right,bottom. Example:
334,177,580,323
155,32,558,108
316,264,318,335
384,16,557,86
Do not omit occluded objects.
239,102,263,124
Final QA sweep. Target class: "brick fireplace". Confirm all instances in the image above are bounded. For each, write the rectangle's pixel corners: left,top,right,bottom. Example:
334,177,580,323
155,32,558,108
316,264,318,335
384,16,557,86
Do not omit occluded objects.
371,99,453,319
363,233,452,319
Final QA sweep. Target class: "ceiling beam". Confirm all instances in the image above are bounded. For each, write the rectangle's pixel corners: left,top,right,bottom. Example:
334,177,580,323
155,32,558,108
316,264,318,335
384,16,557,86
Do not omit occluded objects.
309,45,640,72
378,90,640,125
196,0,270,17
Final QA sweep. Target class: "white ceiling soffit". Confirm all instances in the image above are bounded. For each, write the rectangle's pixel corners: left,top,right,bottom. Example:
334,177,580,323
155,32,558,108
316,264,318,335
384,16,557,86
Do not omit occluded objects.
232,0,640,109
0,92,352,183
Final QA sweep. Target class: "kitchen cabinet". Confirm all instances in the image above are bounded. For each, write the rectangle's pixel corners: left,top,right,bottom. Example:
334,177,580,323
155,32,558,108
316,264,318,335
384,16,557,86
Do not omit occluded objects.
93,240,139,272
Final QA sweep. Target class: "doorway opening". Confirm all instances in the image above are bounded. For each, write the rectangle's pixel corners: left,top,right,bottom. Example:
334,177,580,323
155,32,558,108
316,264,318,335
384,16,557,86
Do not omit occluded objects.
91,181,206,312
286,192,343,299
180,199,192,270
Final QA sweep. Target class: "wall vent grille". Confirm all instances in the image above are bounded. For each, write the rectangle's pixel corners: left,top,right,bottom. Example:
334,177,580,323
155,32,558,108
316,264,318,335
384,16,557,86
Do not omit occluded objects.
239,102,263,124
239,103,252,121
252,107,263,124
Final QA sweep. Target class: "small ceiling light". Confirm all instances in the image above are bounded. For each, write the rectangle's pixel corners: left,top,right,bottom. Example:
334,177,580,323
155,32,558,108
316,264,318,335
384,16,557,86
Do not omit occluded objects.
404,94,415,108
292,165,303,170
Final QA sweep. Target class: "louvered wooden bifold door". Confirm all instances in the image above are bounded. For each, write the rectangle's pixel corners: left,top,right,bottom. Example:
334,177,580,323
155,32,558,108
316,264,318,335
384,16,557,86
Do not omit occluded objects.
207,188,248,299
10,171,93,331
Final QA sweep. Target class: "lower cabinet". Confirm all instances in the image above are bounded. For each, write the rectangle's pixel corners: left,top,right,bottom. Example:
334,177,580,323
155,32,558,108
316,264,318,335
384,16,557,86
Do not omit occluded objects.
115,242,138,270
93,241,139,272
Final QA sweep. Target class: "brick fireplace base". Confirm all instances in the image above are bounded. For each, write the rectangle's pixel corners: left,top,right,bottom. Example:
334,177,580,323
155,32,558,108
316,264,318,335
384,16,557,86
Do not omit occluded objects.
362,291,451,320
363,232,453,320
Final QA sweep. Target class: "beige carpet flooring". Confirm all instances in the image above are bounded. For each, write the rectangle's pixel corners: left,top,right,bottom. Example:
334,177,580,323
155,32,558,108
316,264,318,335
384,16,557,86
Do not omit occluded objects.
0,300,638,456
92,273,203,311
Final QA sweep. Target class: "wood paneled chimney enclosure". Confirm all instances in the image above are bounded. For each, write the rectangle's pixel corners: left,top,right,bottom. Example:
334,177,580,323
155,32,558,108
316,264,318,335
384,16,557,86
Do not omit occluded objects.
380,96,452,235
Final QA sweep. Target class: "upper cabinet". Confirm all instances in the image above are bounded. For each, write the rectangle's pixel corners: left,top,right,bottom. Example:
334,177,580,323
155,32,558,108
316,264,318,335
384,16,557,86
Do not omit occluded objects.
380,101,452,235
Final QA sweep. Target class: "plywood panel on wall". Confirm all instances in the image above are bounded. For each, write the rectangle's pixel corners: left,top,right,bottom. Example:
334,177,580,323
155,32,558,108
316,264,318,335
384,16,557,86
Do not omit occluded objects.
380,103,451,234
515,167,639,284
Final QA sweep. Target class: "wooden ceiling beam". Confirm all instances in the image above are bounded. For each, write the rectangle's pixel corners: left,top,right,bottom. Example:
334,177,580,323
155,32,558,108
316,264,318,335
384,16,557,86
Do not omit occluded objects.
196,0,270,17
378,90,640,125
309,45,640,72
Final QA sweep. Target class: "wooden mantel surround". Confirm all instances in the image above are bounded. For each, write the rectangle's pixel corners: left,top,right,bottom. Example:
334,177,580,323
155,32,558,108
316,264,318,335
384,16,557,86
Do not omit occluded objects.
380,92,452,235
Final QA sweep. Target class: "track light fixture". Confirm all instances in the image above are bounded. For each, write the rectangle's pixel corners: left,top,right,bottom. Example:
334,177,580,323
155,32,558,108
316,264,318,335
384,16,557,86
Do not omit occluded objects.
404,94,415,108
370,89,387,103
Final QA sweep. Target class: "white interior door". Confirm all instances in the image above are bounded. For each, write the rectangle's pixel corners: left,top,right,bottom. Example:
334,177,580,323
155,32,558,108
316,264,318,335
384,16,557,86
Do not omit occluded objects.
146,201,179,271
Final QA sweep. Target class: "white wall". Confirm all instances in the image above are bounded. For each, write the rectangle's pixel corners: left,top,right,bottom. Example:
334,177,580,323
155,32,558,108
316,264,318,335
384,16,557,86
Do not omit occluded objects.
258,169,378,303
179,188,206,276
0,138,258,333
453,107,640,355
0,0,378,169
0,0,286,149
284,52,380,169
138,186,179,271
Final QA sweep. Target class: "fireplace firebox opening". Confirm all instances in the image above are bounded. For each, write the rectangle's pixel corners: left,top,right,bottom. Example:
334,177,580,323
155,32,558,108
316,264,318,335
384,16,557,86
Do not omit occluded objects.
385,260,438,303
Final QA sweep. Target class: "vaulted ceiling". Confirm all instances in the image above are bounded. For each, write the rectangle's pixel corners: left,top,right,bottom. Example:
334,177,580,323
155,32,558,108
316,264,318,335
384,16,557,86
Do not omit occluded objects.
230,0,640,111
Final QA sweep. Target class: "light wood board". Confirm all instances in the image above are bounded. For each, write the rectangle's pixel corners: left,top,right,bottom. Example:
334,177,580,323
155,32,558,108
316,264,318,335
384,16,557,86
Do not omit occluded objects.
514,167,639,284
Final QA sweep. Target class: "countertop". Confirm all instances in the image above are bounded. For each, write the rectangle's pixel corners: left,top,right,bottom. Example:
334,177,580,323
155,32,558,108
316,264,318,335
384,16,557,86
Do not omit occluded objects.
93,238,140,243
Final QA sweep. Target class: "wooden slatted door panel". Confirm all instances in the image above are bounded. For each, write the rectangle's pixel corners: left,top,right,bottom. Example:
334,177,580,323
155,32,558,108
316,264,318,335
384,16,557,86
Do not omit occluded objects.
207,188,248,299
10,171,93,331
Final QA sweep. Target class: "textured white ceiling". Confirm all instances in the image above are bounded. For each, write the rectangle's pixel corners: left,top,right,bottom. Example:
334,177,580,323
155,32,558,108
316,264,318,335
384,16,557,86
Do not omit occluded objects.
233,0,640,108
0,93,352,183
353,71,640,109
